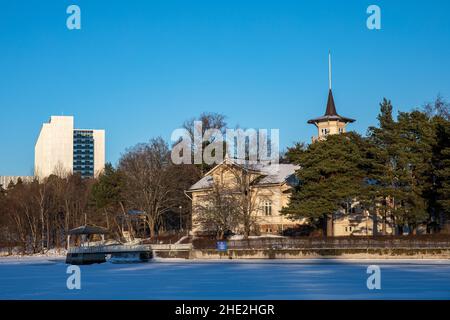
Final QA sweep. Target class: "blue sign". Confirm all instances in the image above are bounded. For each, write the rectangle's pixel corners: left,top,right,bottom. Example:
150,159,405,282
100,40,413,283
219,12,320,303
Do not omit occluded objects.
216,241,228,251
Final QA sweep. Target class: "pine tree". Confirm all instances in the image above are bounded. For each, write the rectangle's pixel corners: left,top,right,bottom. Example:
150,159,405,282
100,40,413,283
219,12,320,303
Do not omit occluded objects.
432,117,450,227
282,132,368,232
90,163,125,230
368,99,433,233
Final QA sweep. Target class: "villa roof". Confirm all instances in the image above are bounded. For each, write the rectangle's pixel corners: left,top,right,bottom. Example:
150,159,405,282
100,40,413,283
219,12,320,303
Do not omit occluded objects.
307,90,355,124
188,160,300,191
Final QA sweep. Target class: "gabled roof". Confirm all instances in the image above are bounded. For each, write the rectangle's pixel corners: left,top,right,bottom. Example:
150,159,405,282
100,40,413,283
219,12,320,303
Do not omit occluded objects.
307,89,355,124
188,160,300,191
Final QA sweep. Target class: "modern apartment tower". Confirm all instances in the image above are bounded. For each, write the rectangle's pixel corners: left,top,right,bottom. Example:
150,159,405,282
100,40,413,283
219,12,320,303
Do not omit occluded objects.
35,116,105,179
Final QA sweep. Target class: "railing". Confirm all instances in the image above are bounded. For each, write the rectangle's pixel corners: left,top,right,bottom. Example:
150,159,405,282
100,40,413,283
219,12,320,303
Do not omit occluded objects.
150,243,192,251
193,237,450,250
228,239,450,250
68,243,192,254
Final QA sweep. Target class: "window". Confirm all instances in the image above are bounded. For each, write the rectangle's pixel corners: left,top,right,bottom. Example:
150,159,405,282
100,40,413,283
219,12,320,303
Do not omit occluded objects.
339,127,344,134
263,201,272,216
321,128,330,135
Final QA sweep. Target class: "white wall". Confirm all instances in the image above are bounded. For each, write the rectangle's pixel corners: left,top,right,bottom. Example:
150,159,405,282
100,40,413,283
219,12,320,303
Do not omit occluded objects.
93,129,105,177
34,116,74,179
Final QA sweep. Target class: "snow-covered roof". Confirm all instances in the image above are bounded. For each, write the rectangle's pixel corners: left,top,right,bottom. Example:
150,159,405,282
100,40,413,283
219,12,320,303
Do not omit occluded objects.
68,225,109,235
189,175,215,191
257,164,300,185
188,161,300,191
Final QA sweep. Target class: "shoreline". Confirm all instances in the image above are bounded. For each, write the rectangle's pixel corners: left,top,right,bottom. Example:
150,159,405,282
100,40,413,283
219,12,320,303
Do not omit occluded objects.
3,246,450,262
1,255,449,264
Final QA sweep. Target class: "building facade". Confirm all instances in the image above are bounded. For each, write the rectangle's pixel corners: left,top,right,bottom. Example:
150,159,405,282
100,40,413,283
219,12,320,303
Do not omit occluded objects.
35,116,105,179
188,56,397,237
306,56,394,236
187,158,304,235
0,176,34,188
307,89,355,143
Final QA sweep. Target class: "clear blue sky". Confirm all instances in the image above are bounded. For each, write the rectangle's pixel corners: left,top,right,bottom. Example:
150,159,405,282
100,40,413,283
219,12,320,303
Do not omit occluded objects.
1,0,450,175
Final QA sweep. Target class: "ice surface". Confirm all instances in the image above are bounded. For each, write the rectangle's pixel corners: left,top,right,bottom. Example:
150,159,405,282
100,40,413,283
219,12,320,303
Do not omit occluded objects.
0,257,449,300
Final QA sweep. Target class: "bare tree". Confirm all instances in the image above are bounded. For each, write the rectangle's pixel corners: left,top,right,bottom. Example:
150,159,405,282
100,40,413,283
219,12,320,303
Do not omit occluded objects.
119,137,182,238
423,95,450,120
181,112,227,174
182,112,227,143
193,161,273,239
193,181,241,239
227,164,272,238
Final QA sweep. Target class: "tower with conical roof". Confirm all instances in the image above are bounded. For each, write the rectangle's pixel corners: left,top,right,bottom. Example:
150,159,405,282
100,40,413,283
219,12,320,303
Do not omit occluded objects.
307,53,355,142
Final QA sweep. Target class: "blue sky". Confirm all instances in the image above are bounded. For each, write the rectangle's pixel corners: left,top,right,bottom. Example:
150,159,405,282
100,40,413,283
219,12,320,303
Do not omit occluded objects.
1,0,449,175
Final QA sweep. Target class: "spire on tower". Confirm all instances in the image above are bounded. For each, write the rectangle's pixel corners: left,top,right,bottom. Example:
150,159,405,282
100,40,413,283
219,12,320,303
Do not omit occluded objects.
328,51,332,90
307,52,355,126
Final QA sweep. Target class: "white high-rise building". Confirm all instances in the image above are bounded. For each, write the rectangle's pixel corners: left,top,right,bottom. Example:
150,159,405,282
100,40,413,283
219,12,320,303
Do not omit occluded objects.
34,116,105,179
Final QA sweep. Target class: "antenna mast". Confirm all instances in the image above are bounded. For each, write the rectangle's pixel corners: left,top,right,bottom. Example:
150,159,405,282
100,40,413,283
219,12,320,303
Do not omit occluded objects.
328,51,332,90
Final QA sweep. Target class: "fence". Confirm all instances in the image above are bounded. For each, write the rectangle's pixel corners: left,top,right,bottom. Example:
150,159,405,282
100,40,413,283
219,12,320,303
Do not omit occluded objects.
193,236,450,250
68,243,192,254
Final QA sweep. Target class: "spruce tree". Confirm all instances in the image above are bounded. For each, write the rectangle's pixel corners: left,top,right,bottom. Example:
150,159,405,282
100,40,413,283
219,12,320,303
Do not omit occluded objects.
282,132,368,232
432,117,450,227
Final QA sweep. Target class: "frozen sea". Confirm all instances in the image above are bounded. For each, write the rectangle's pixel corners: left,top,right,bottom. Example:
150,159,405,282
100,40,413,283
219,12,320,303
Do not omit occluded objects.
0,257,449,300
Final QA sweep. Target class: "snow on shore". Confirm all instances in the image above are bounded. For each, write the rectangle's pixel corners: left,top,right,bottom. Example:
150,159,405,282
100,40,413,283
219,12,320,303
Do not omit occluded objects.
0,249,67,264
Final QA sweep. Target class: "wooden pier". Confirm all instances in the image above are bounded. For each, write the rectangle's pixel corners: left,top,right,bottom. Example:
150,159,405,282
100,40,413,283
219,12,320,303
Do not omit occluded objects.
66,243,192,264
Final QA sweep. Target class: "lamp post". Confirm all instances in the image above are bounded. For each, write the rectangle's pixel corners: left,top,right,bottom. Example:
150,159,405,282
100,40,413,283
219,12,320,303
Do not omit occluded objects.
179,205,183,232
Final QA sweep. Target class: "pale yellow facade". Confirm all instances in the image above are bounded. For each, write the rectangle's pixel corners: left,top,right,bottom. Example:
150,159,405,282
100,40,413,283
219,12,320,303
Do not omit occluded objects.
189,160,304,235
312,120,348,143
189,160,394,237
329,203,395,236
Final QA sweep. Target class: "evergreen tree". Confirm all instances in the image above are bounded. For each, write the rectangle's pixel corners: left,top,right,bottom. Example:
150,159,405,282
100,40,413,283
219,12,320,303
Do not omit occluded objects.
395,110,434,231
90,163,125,230
432,117,450,226
282,132,368,231
368,99,436,233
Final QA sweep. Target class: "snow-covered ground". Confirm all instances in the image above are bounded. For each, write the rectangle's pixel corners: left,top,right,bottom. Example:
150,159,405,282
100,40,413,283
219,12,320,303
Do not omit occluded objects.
0,257,449,299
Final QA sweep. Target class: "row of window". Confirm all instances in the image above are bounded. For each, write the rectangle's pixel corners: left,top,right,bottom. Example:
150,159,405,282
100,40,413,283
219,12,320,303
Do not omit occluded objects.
321,128,344,135
73,131,93,136
74,166,94,171
74,162,93,165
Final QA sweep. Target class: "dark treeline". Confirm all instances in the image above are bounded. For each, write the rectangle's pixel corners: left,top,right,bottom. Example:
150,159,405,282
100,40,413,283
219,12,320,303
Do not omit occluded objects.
0,113,229,254
283,97,450,235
